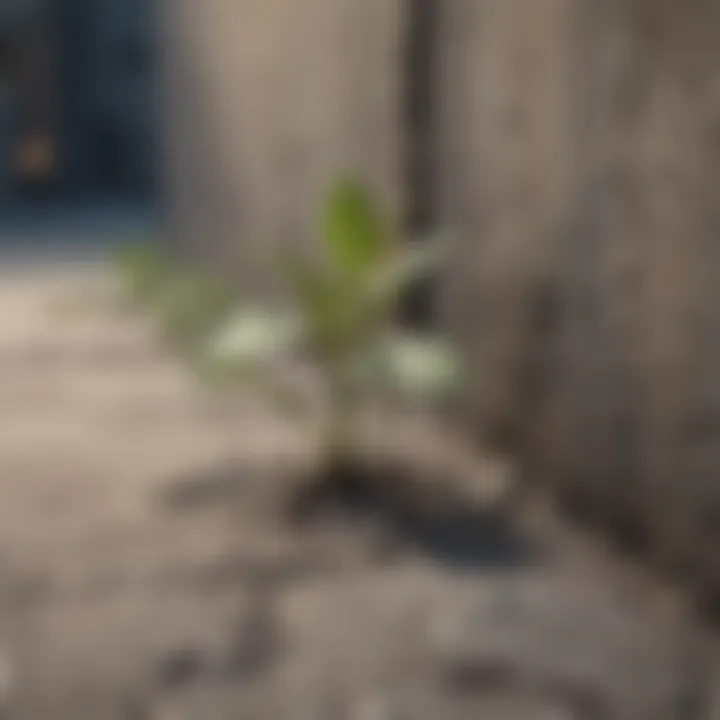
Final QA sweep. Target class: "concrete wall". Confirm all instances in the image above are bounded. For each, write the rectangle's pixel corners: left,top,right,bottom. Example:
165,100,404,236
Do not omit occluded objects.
162,0,404,297
439,0,577,451
440,0,720,593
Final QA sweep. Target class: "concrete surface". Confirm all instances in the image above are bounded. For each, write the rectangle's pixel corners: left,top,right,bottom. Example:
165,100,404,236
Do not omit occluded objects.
0,253,717,719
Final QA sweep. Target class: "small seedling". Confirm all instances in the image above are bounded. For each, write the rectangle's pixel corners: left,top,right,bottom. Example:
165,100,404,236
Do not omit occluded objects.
203,177,462,483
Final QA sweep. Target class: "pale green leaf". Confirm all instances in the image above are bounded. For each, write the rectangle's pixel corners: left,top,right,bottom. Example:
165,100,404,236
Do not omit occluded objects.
199,307,312,420
321,178,390,277
281,249,367,358
281,252,340,333
375,333,462,401
204,308,304,372
366,242,444,313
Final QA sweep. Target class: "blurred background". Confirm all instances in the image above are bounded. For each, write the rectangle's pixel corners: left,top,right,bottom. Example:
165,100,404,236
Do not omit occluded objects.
1,1,720,719
0,0,157,243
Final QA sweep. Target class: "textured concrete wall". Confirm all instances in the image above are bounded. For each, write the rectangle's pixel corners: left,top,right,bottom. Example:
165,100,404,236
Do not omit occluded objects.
439,0,576,449
441,0,720,593
162,0,404,297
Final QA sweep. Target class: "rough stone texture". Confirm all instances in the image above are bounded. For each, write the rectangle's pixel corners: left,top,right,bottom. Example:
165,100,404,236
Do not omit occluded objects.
161,0,404,296
440,0,720,594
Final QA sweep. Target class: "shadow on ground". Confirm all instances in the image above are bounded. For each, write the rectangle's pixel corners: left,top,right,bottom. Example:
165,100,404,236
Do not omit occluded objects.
160,459,542,573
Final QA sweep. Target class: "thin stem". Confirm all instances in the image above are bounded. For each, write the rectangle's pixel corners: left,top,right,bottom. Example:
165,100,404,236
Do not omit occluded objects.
323,367,361,471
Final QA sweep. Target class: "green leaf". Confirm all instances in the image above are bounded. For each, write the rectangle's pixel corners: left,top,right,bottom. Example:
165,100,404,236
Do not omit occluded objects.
281,252,338,329
199,309,312,419
280,250,364,358
321,178,390,277
374,333,462,401
366,242,444,314
204,308,304,374
394,241,445,286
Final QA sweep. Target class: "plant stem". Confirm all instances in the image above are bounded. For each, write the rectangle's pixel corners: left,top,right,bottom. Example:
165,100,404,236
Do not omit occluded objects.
323,368,361,474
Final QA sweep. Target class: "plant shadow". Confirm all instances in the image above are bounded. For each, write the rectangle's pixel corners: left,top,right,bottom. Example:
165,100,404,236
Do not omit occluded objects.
161,458,542,573
287,464,541,571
